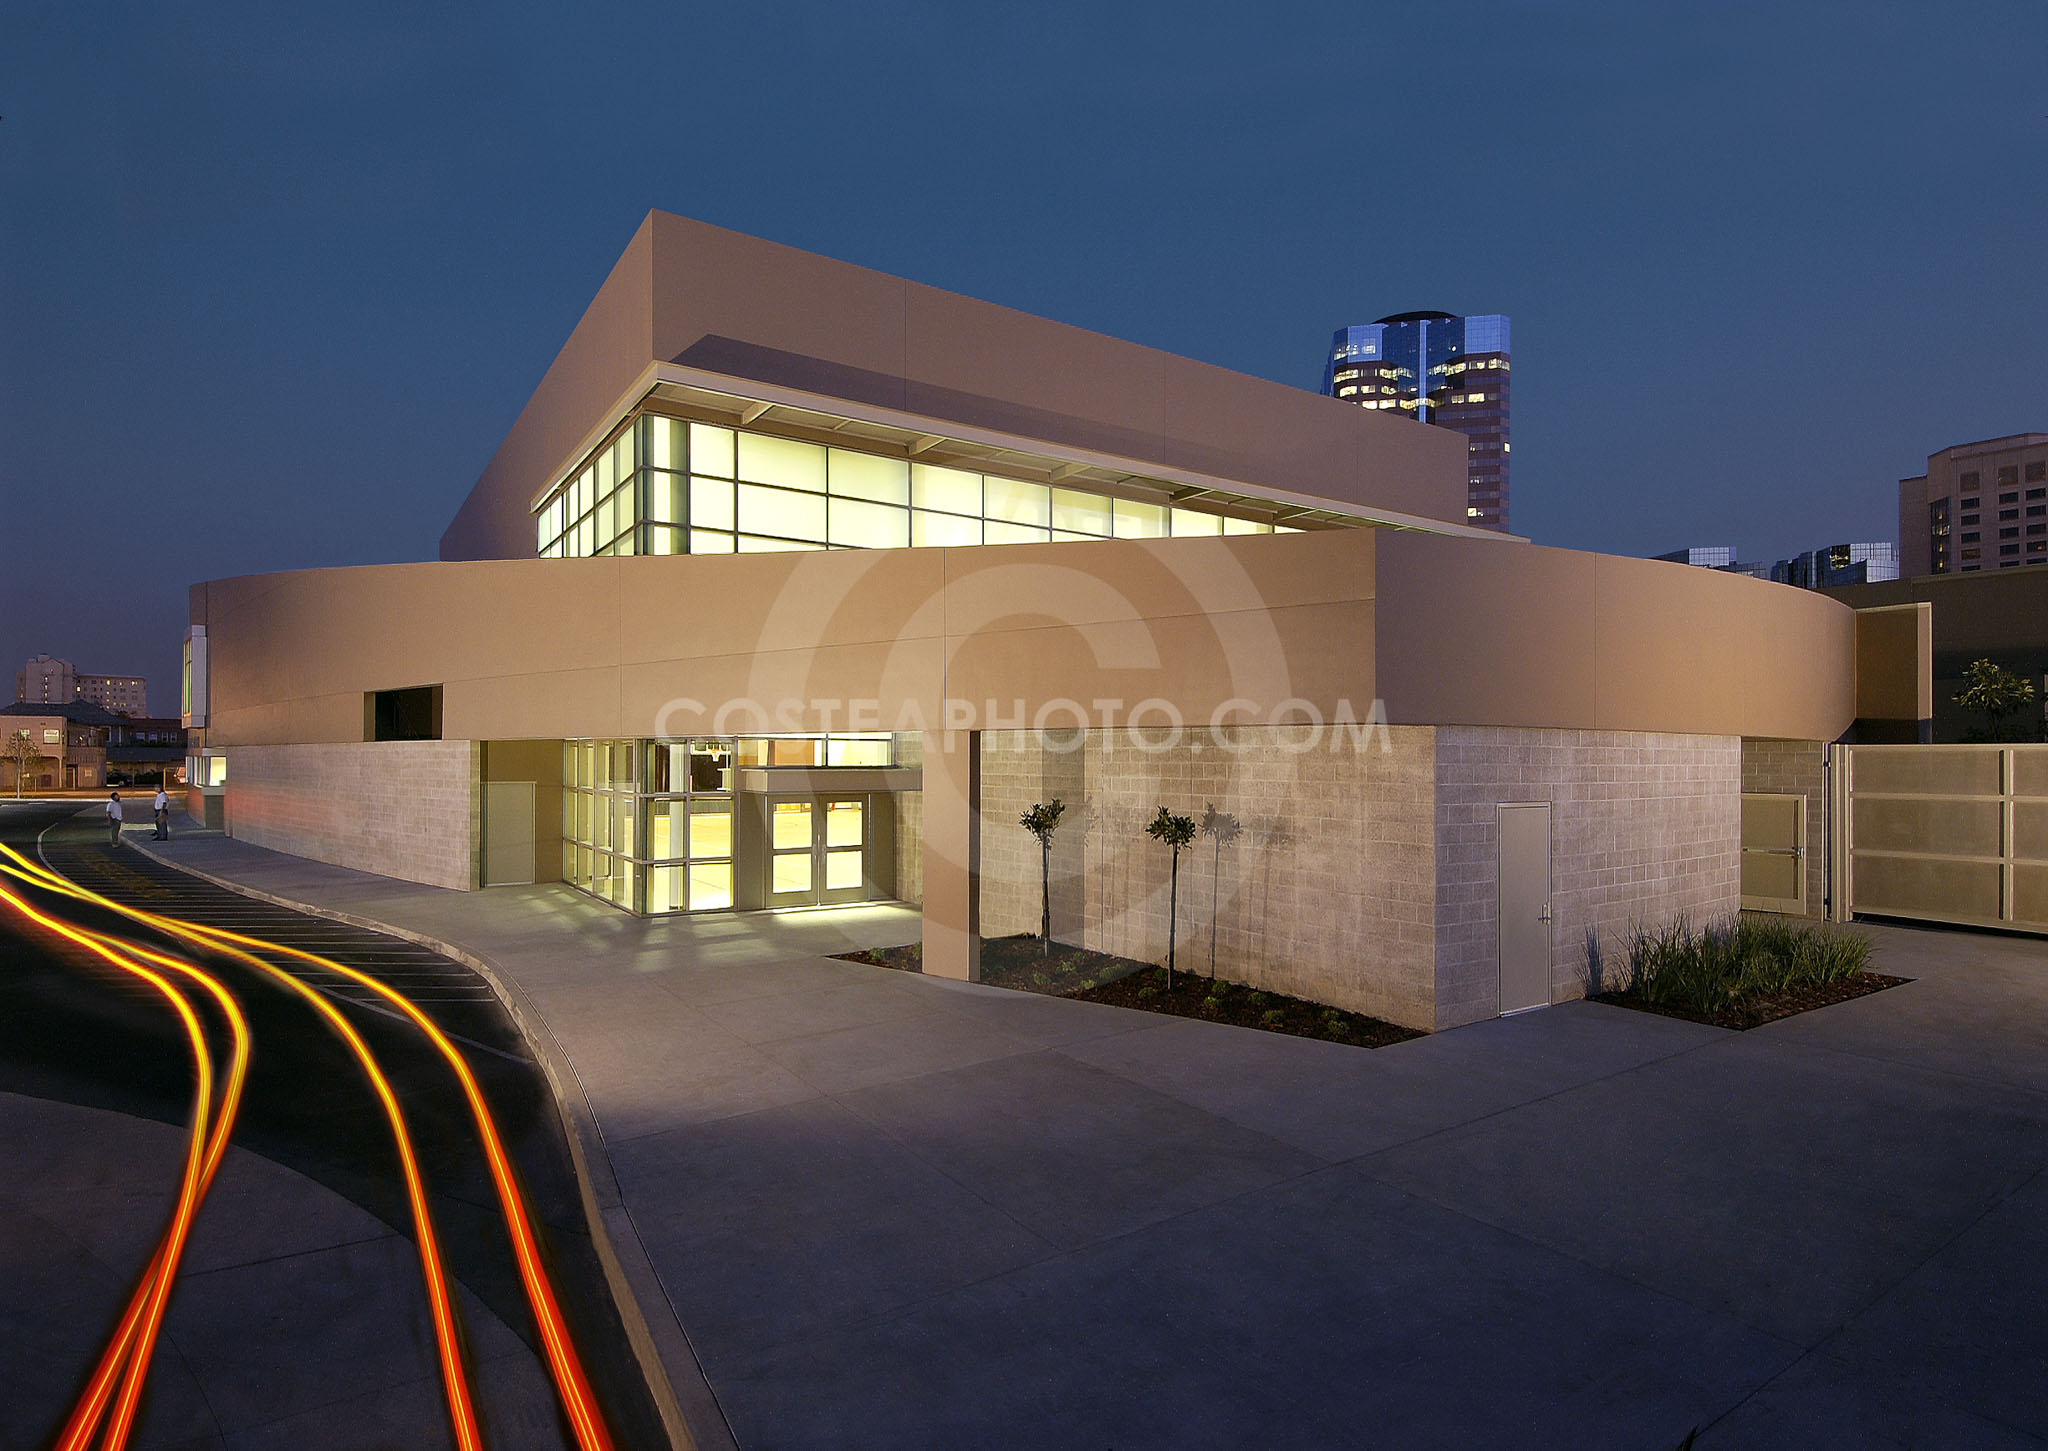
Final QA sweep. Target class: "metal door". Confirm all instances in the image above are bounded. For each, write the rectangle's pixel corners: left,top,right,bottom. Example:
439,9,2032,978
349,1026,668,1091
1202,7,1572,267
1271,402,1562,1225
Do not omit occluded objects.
1740,792,1807,914
1498,803,1553,1014
483,781,536,886
763,796,872,907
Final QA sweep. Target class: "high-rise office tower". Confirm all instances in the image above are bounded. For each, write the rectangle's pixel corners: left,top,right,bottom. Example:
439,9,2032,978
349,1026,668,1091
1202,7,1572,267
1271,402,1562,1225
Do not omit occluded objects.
1898,434,2048,576
1321,312,1511,530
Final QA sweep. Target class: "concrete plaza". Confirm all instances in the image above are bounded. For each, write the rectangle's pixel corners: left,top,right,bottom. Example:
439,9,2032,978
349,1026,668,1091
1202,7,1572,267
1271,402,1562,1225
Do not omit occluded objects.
120,823,2048,1449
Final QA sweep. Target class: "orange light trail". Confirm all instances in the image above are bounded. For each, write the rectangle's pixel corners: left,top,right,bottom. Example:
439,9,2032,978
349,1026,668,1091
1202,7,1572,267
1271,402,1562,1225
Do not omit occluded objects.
0,883,247,1451
1,851,484,1451
7,840,617,1451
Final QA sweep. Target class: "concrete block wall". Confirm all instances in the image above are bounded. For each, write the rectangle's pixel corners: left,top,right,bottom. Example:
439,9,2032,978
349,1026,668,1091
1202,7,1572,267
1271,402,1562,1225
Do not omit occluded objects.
1740,738,1829,918
894,790,924,906
1432,729,1741,1028
978,724,1441,1030
224,741,480,891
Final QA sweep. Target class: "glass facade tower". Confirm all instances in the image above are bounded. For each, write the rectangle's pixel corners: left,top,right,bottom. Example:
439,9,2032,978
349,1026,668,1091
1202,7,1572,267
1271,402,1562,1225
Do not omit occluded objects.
1320,312,1511,531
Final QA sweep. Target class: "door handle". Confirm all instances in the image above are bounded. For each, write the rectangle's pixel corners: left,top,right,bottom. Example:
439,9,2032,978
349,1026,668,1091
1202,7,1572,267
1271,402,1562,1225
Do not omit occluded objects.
1538,904,1552,923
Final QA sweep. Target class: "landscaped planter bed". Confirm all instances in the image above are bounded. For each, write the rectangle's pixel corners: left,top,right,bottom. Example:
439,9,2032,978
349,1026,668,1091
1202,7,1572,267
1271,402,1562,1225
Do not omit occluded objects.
834,934,1421,1048
1587,913,1907,1031
1594,971,1910,1031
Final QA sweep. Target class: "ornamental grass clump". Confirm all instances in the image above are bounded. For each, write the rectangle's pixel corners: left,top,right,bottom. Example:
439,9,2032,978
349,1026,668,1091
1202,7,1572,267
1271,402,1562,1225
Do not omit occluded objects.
1621,913,1871,1016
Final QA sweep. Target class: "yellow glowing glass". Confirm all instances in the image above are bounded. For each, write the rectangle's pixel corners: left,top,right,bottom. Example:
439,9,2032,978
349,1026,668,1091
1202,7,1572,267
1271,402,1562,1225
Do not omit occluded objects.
690,423,735,478
829,449,910,505
829,496,910,549
1051,489,1112,536
690,862,733,910
772,802,811,851
738,483,826,540
1170,508,1222,537
1112,499,1168,538
825,800,863,847
984,476,1050,527
772,854,811,894
691,477,735,530
984,520,1050,545
689,806,732,859
912,510,980,547
911,463,982,515
826,850,863,890
738,433,827,493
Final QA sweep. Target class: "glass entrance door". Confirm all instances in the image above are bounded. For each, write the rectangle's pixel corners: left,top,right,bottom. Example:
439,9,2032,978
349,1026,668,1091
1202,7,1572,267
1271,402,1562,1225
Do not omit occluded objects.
765,796,870,907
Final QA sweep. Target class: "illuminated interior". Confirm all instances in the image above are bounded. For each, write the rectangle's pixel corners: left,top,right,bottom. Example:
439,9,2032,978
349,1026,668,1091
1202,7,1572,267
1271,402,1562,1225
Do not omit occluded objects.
561,734,894,914
534,411,1306,560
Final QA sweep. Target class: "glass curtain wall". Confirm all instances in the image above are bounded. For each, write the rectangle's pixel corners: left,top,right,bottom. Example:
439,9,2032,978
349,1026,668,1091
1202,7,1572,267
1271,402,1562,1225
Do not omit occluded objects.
561,734,892,914
536,413,1291,560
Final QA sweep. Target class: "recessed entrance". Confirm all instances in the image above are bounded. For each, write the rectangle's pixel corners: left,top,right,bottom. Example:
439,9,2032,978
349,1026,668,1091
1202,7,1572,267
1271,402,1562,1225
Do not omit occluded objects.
766,797,873,907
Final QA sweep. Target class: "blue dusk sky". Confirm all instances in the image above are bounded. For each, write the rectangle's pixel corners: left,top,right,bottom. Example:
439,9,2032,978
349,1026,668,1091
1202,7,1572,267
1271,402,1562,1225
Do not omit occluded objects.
3,1,2043,704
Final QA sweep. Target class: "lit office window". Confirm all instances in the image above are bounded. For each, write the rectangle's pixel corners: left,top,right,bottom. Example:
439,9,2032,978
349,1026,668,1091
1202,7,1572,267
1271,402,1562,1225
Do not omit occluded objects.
533,411,1286,560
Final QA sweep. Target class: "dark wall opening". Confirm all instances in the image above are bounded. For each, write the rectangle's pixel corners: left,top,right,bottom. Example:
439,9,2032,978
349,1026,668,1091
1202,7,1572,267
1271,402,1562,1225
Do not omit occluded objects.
366,686,443,742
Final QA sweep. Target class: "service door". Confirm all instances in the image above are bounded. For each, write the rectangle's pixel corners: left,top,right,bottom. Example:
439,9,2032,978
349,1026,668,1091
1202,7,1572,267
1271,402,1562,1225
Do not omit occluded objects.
1740,792,1807,914
1498,803,1553,1014
483,781,536,886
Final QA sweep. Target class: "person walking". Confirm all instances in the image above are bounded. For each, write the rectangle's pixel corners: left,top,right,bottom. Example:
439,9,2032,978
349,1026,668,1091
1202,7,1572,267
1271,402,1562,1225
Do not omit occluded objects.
105,791,123,847
153,784,171,840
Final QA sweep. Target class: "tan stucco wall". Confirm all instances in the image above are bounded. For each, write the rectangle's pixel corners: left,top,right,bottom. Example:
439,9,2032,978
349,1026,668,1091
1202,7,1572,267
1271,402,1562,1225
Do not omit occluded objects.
442,211,1470,562
195,528,1856,754
1374,532,1856,739
224,741,479,891
1854,603,1933,725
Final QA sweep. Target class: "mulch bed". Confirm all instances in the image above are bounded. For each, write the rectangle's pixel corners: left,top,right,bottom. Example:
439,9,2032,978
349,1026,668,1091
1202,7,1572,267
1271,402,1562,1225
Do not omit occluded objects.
833,934,1421,1048
1592,971,1912,1031
1071,967,1423,1048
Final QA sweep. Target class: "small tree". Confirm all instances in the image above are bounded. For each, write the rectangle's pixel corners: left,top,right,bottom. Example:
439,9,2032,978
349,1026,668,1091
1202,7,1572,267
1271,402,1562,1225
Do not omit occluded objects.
1145,806,1198,987
1018,798,1066,955
1200,803,1242,978
5,730,40,798
1955,658,2037,741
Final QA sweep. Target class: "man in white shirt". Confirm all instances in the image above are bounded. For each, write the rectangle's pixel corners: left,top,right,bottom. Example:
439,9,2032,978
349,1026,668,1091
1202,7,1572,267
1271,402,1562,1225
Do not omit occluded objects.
105,791,123,847
153,785,171,840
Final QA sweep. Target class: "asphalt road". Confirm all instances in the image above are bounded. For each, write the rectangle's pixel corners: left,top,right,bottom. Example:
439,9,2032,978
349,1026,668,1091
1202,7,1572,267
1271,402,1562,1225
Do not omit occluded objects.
0,801,669,1449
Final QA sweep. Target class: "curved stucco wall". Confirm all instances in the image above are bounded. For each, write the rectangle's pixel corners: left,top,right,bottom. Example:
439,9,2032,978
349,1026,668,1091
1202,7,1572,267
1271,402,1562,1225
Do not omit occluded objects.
193,528,1855,749
1373,531,1855,740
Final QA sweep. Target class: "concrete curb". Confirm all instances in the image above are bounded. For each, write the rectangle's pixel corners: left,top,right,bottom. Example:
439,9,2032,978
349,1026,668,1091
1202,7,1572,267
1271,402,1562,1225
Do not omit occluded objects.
126,837,739,1451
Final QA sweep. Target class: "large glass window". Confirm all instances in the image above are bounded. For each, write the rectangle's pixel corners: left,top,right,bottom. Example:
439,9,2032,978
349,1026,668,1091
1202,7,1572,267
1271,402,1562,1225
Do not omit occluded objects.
534,411,1287,559
562,735,888,914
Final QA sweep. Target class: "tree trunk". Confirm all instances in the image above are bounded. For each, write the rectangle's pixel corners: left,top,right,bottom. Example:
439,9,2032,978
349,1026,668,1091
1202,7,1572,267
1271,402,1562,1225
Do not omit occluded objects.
1209,838,1221,978
1040,839,1051,955
1167,848,1179,988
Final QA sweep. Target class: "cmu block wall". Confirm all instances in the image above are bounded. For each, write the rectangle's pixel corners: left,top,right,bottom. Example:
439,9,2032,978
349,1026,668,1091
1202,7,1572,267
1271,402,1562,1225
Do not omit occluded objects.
892,731,925,906
1740,738,1829,918
1433,729,1741,1028
225,742,479,891
979,724,1440,1030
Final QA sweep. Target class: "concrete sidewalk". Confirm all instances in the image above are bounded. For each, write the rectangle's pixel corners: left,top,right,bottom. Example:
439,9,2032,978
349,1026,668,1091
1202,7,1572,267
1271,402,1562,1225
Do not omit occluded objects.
130,826,2048,1449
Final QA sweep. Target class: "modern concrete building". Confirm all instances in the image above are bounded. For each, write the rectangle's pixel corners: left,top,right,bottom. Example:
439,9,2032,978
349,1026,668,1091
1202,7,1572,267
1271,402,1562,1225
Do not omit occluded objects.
183,212,1890,1031
1656,544,1898,588
1321,312,1511,531
16,654,149,717
1899,434,2048,576
1653,547,1738,569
